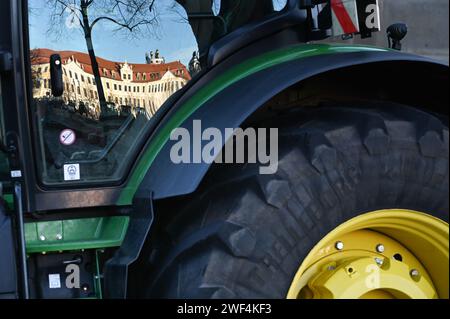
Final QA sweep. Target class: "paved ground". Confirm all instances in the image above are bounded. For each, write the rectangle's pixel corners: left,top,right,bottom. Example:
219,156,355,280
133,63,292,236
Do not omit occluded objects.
322,0,449,63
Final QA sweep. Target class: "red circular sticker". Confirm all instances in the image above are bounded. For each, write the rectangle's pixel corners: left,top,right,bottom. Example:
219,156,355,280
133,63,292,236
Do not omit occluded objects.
59,129,76,146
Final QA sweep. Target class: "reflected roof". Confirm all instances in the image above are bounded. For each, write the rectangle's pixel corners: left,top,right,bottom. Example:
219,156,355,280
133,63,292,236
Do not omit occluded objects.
31,48,191,83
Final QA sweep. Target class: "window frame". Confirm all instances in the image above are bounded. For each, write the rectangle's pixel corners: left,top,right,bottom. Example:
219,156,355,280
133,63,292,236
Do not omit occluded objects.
0,77,9,182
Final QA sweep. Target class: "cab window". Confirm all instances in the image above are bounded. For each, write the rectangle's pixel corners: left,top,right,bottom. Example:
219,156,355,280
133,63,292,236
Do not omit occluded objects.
28,0,197,185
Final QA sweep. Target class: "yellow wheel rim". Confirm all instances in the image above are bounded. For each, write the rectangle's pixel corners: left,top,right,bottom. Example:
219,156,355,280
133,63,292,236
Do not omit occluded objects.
287,209,449,299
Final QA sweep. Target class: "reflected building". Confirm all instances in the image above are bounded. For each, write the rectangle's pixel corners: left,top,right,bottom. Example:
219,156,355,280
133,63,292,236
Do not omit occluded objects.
31,49,191,118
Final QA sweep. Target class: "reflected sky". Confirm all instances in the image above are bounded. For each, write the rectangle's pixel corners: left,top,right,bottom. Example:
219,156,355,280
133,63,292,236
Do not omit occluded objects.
28,0,289,66
28,0,198,66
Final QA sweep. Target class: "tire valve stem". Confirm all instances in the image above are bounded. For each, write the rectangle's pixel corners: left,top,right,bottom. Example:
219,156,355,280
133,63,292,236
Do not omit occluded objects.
335,241,344,251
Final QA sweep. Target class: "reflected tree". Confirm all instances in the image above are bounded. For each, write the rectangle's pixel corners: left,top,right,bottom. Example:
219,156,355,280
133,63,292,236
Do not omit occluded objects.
46,0,157,117
29,48,42,87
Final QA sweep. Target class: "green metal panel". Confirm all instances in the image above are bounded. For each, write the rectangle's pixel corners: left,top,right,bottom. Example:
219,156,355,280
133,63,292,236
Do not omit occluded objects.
118,44,387,205
2,193,13,209
25,216,129,253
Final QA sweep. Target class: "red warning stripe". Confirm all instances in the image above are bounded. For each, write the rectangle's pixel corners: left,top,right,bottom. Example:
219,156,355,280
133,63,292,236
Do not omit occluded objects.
331,0,359,34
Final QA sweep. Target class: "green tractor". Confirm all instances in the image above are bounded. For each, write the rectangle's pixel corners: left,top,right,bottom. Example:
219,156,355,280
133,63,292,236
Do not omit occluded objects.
0,0,448,299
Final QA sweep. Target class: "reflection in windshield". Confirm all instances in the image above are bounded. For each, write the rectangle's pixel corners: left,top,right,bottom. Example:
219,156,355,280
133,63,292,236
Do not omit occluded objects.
31,48,191,119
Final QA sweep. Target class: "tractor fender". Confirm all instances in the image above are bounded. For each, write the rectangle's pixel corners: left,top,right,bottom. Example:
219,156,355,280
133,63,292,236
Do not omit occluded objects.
134,50,448,201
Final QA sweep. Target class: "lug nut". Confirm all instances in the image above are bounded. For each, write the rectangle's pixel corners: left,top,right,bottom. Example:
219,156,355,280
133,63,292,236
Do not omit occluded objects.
375,257,384,266
376,244,385,253
410,269,420,278
335,241,344,250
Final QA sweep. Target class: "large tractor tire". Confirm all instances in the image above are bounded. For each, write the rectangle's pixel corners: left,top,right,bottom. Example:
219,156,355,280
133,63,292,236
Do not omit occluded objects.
147,102,449,299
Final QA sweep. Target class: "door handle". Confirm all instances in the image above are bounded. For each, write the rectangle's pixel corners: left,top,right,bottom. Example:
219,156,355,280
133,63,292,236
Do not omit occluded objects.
50,54,64,97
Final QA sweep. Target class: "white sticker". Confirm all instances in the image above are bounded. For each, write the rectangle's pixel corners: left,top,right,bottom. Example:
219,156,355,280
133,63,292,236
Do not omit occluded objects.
63,164,80,181
59,129,76,146
48,274,61,289
11,170,22,178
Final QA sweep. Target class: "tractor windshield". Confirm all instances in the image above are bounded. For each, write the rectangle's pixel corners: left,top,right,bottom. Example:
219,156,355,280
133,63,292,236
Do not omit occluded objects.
28,0,287,186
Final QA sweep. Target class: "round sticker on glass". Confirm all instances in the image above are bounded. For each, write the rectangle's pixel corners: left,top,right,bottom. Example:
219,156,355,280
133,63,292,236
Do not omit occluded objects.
59,129,76,146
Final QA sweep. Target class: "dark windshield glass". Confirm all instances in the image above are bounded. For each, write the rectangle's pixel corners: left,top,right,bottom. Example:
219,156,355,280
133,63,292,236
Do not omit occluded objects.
28,0,287,186
178,0,288,59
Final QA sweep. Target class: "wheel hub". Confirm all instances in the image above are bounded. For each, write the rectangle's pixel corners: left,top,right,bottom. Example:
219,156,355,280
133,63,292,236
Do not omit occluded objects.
287,210,449,299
